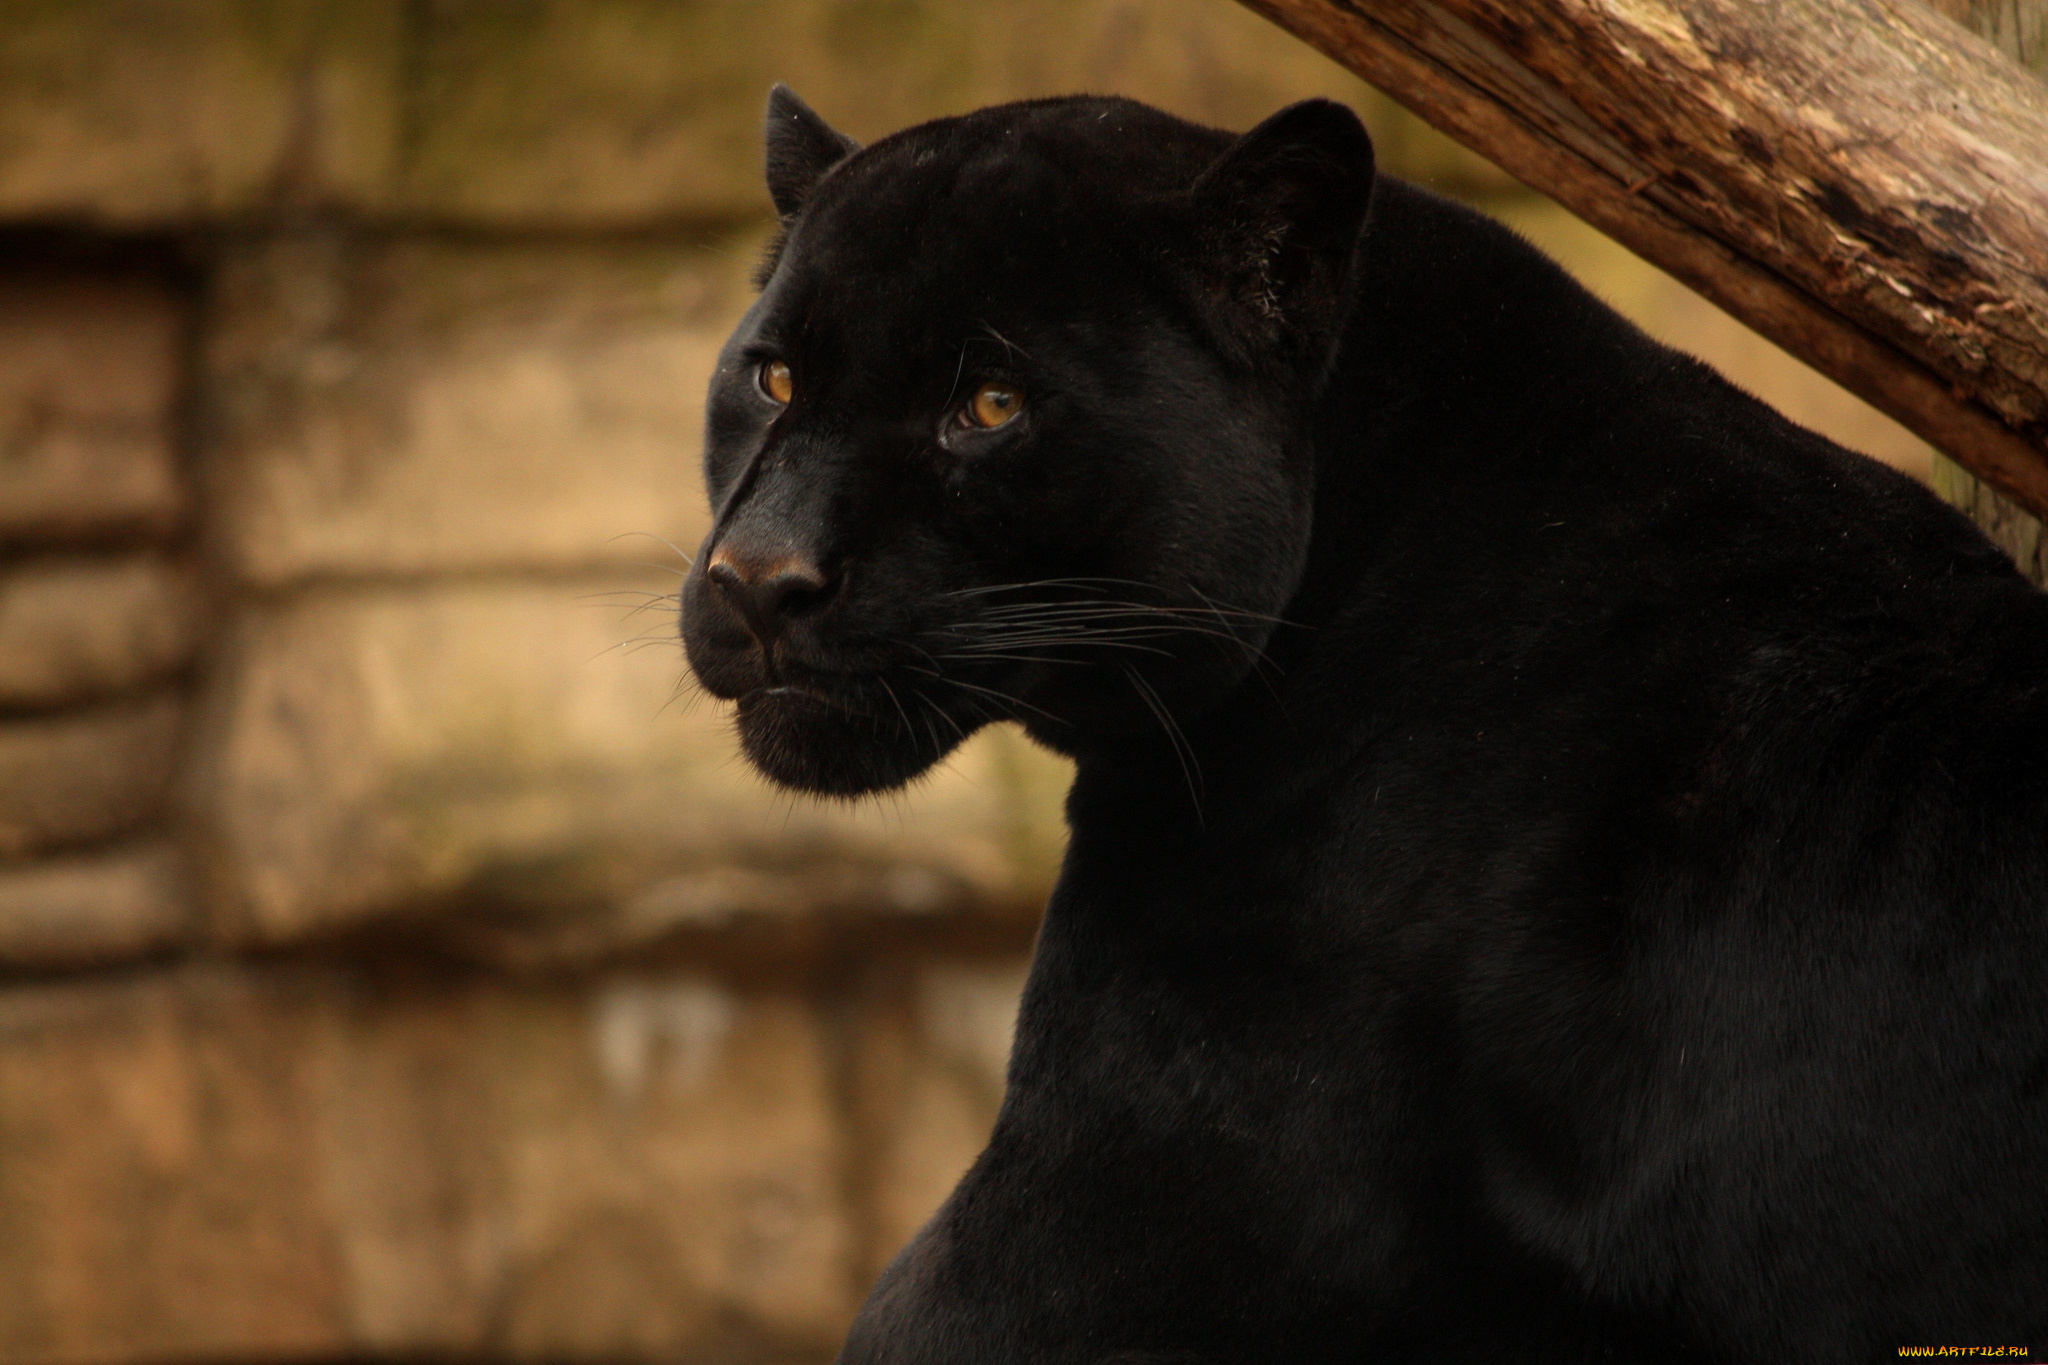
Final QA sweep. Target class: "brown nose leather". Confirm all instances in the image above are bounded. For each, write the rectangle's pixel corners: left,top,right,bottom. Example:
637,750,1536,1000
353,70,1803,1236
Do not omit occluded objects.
706,553,831,644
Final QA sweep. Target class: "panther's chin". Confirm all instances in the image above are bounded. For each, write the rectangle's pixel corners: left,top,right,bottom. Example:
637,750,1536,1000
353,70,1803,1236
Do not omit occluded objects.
733,684,964,796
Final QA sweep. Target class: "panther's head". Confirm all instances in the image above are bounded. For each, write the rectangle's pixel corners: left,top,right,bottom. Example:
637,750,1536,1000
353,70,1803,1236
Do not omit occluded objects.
680,87,1375,796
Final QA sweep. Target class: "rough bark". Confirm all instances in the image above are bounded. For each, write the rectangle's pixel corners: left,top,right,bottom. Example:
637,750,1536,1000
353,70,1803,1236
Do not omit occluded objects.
1237,0,2048,520
1924,0,2047,584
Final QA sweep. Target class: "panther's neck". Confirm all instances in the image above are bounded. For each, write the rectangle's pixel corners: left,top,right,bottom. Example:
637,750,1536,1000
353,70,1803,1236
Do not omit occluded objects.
1064,179,1660,851
1292,178,1649,632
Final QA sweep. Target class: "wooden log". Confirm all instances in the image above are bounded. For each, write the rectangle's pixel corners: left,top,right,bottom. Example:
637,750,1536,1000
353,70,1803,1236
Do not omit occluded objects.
1924,0,2047,585
1237,0,2048,520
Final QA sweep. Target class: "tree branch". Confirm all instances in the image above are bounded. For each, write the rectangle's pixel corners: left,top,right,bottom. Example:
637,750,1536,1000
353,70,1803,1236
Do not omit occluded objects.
1239,0,2048,519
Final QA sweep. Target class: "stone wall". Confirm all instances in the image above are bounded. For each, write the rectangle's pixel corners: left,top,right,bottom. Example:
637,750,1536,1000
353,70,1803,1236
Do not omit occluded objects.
0,267,195,968
0,4,1951,1362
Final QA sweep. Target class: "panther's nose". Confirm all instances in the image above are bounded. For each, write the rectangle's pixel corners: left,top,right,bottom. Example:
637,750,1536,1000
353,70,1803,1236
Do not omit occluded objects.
706,550,833,645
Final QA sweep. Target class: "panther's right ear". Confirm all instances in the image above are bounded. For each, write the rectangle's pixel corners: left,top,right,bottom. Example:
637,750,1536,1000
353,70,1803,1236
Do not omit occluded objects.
765,85,860,221
1189,100,1375,374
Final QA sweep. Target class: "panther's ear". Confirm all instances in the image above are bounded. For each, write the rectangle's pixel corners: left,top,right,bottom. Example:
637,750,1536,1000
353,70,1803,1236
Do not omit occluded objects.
765,84,860,221
1189,100,1375,368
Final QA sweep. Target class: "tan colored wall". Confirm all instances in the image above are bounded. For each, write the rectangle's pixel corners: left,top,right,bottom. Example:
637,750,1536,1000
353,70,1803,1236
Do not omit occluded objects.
0,3,1955,1362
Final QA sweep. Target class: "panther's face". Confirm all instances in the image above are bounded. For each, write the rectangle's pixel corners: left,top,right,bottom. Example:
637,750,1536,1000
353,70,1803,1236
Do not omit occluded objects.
680,89,1374,796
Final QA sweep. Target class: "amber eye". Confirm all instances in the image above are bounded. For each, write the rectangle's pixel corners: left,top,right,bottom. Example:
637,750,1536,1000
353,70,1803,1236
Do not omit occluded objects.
758,359,793,404
965,382,1023,429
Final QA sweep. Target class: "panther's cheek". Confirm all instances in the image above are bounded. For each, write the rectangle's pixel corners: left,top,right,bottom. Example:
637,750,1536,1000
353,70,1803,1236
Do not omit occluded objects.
733,686,961,796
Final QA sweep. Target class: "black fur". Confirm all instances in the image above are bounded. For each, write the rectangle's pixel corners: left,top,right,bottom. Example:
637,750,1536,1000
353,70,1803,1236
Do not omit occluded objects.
680,93,2048,1363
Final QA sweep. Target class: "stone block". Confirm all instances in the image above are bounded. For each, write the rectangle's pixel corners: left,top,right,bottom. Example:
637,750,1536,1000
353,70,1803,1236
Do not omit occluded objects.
0,275,183,542
0,695,182,859
0,0,1512,228
190,578,1071,945
0,840,188,966
0,0,400,223
203,230,760,583
0,960,851,1363
849,957,1029,1280
0,556,202,708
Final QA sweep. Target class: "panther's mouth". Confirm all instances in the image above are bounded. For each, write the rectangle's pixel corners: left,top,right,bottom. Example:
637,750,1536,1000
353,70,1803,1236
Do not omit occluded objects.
726,666,973,796
746,682,834,705
735,658,885,706
734,679,861,725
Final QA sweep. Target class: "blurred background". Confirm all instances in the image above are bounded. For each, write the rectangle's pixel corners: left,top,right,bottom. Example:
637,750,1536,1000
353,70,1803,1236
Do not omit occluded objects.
0,2,1936,1361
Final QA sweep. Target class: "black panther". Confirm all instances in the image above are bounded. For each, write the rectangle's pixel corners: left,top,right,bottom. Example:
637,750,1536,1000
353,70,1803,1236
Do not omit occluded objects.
679,86,2048,1363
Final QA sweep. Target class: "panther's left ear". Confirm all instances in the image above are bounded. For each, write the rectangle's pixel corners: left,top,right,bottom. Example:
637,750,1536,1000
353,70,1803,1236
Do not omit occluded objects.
1190,100,1375,368
765,84,860,221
